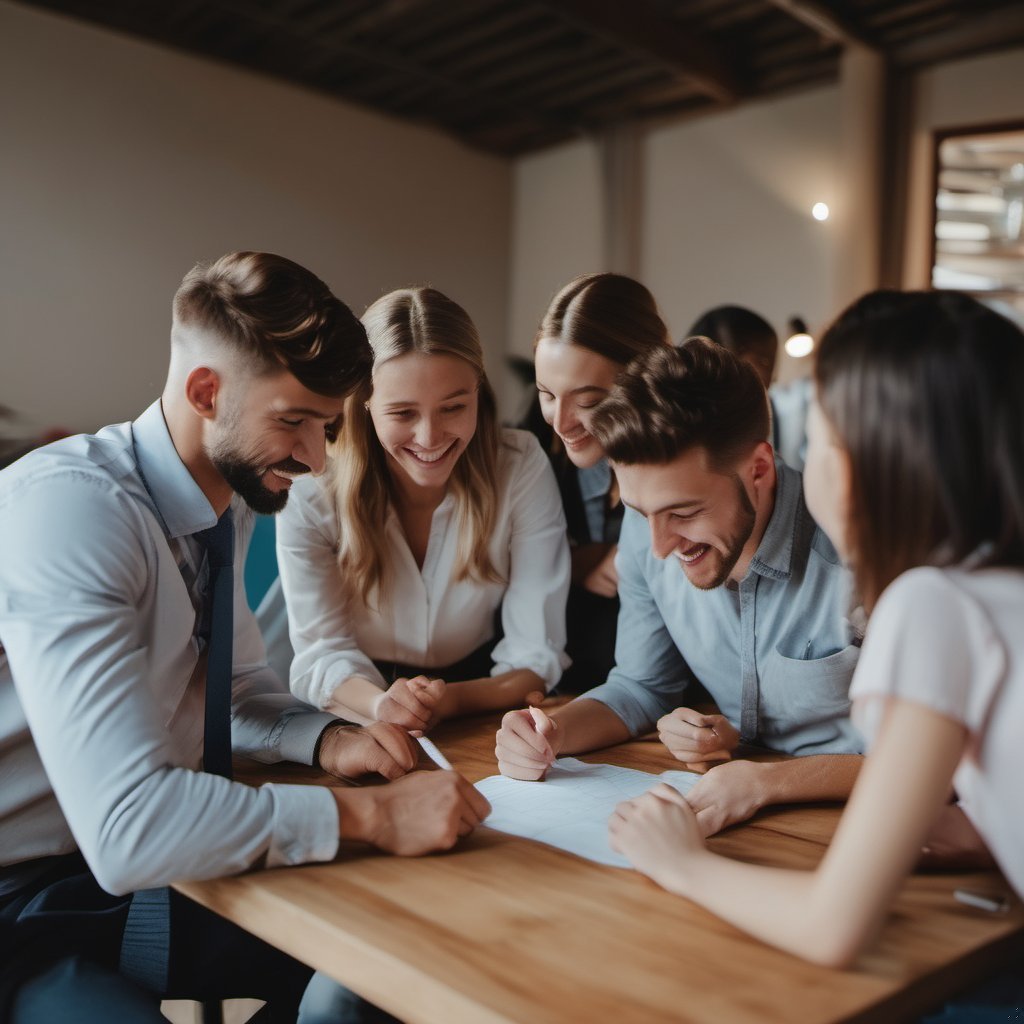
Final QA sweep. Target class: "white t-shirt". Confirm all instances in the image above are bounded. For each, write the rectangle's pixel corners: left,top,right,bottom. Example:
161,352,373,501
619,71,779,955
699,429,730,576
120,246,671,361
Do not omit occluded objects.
276,428,571,707
850,565,1024,898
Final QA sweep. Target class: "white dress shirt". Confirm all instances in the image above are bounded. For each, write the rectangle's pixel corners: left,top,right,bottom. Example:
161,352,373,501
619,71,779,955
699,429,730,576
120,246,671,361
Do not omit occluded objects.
277,428,570,709
0,401,340,895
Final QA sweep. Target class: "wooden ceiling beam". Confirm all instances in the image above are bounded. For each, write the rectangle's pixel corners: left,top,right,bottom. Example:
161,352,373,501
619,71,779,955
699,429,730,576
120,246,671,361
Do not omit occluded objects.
761,0,876,50
535,0,742,103
889,6,1024,68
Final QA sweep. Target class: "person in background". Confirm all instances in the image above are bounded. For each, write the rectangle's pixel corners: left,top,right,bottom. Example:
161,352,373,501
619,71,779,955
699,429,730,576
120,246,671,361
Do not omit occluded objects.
688,304,811,471
609,292,1022,1000
273,286,569,732
529,272,671,692
496,338,864,835
0,252,489,1023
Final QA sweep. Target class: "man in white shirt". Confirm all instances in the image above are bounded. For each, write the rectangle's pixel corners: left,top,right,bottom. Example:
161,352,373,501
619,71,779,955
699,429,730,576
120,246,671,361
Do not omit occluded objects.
0,252,490,1022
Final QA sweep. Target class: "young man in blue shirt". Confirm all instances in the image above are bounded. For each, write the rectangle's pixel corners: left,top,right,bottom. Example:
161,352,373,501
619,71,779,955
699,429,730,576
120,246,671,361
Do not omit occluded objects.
0,251,489,1022
496,339,862,835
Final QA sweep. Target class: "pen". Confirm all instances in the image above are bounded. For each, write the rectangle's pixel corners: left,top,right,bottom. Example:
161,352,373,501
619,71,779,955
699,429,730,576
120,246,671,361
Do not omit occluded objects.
953,888,1010,913
416,735,454,771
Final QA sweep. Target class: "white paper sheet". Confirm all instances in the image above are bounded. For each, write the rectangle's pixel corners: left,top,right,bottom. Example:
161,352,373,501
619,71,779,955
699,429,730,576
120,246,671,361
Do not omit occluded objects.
475,757,700,868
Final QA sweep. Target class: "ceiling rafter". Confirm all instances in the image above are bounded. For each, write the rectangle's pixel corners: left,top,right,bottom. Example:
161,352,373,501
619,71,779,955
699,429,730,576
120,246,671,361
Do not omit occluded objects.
534,0,743,104
762,0,876,49
211,0,590,144
890,4,1024,67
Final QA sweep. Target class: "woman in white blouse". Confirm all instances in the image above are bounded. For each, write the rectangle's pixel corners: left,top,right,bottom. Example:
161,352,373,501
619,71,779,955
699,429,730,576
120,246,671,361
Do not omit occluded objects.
276,287,570,731
609,290,1024,988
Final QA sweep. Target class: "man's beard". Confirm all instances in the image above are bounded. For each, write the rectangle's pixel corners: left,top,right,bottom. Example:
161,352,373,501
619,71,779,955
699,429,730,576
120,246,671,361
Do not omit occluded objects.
209,438,309,515
687,477,757,591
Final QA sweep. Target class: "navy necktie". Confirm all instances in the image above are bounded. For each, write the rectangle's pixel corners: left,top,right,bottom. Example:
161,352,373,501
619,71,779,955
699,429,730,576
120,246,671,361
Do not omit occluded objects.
196,509,234,779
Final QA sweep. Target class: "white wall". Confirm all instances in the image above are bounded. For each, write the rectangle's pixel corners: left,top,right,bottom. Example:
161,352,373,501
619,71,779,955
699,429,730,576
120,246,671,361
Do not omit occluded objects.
0,1,511,434
903,46,1024,288
505,137,605,408
643,88,841,383
507,88,843,388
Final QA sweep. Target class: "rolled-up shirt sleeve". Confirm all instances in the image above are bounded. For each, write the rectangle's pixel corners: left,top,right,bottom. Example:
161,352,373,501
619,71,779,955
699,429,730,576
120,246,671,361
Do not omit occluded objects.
0,472,339,895
581,508,695,734
490,434,571,691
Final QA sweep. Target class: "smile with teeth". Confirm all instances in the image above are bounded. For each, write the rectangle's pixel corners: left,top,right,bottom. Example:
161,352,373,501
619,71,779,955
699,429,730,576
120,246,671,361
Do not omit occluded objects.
676,543,710,564
559,430,591,450
406,441,456,465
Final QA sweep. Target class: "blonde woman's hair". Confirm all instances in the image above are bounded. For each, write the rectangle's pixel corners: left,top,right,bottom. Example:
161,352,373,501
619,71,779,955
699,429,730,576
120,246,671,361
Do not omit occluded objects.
329,287,501,607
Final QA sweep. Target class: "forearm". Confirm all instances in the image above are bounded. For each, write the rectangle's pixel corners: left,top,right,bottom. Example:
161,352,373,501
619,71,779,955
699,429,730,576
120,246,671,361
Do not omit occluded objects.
756,754,864,807
442,670,544,717
551,698,632,755
323,675,386,725
660,851,862,967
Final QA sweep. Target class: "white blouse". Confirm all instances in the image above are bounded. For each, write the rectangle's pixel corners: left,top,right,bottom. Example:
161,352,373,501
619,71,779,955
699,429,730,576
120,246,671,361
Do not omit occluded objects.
850,565,1024,898
277,428,571,708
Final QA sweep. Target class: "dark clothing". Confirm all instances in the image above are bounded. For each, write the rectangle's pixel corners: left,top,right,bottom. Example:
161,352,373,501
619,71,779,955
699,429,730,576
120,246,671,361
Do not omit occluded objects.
0,853,313,1022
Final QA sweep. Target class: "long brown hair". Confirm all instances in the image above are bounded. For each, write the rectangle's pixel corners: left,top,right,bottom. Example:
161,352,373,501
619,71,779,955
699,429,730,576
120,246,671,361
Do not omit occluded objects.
328,287,501,607
815,289,1024,611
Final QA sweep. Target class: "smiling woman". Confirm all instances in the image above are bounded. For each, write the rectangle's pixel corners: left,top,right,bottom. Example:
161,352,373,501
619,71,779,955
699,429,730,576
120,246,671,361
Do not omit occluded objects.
273,287,571,732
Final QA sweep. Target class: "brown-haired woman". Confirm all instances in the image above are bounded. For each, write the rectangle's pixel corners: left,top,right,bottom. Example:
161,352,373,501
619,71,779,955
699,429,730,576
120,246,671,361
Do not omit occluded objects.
609,290,1024,996
274,287,570,730
529,272,670,691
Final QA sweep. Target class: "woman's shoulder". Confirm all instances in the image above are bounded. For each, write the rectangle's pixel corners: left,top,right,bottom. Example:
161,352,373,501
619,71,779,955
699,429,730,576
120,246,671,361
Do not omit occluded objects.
497,427,547,470
880,564,1023,615
279,471,336,530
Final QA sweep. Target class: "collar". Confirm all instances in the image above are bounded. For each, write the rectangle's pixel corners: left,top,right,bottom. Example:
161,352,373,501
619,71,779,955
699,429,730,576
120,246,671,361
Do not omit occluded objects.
747,458,805,582
132,400,218,539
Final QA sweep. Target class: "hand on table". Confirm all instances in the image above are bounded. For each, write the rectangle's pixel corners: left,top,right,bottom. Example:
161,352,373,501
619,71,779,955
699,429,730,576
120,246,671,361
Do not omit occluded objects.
335,771,492,856
495,705,559,781
684,760,771,836
609,783,705,890
373,675,446,732
318,722,418,780
657,708,740,772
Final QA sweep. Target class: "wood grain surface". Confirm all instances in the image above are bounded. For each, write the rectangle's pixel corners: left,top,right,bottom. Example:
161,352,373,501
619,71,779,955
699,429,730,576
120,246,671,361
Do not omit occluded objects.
176,704,1023,1024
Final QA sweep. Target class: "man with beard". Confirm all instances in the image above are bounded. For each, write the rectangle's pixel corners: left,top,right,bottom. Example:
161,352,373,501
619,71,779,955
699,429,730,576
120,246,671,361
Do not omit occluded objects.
495,339,863,835
0,251,489,1022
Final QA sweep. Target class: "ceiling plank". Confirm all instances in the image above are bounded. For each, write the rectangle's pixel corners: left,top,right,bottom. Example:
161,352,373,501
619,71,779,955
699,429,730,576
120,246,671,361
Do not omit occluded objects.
761,0,876,49
889,5,1024,67
535,0,742,103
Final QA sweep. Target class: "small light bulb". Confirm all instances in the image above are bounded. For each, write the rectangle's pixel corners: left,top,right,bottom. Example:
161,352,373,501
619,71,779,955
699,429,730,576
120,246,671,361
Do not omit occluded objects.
812,202,830,221
785,333,815,358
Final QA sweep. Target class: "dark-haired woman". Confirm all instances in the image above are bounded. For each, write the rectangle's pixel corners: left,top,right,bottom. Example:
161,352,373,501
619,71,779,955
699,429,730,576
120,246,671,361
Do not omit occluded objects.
610,290,1024,983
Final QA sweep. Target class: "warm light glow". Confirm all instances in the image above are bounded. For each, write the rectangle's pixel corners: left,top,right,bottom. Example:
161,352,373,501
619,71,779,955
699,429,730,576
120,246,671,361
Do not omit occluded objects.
785,332,815,358
811,202,830,221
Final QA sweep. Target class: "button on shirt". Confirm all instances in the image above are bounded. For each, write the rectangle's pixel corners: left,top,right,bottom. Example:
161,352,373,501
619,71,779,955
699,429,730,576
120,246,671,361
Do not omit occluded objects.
0,401,340,895
584,460,863,756
277,428,570,708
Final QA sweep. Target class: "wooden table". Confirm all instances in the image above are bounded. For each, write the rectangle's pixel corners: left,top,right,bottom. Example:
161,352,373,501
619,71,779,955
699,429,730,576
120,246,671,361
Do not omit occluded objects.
176,710,1023,1024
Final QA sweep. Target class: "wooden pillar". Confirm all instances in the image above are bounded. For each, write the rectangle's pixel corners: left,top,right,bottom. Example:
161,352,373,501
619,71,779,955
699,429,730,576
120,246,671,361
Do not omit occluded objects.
834,44,887,308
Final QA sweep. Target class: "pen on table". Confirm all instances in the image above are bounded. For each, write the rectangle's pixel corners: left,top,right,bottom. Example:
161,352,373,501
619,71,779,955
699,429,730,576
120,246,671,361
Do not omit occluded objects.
416,735,454,771
953,888,1010,913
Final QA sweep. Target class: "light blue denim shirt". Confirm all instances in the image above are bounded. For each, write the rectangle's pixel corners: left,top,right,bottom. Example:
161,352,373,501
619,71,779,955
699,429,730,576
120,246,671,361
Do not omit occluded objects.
0,402,340,894
584,460,863,756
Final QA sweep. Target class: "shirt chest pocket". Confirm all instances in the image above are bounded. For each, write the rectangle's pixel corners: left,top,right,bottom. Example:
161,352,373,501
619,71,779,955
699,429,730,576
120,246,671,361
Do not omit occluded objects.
759,643,860,728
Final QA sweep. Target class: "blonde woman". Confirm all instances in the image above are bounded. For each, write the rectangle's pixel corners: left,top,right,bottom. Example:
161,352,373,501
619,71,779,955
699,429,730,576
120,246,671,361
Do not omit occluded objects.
276,287,570,731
